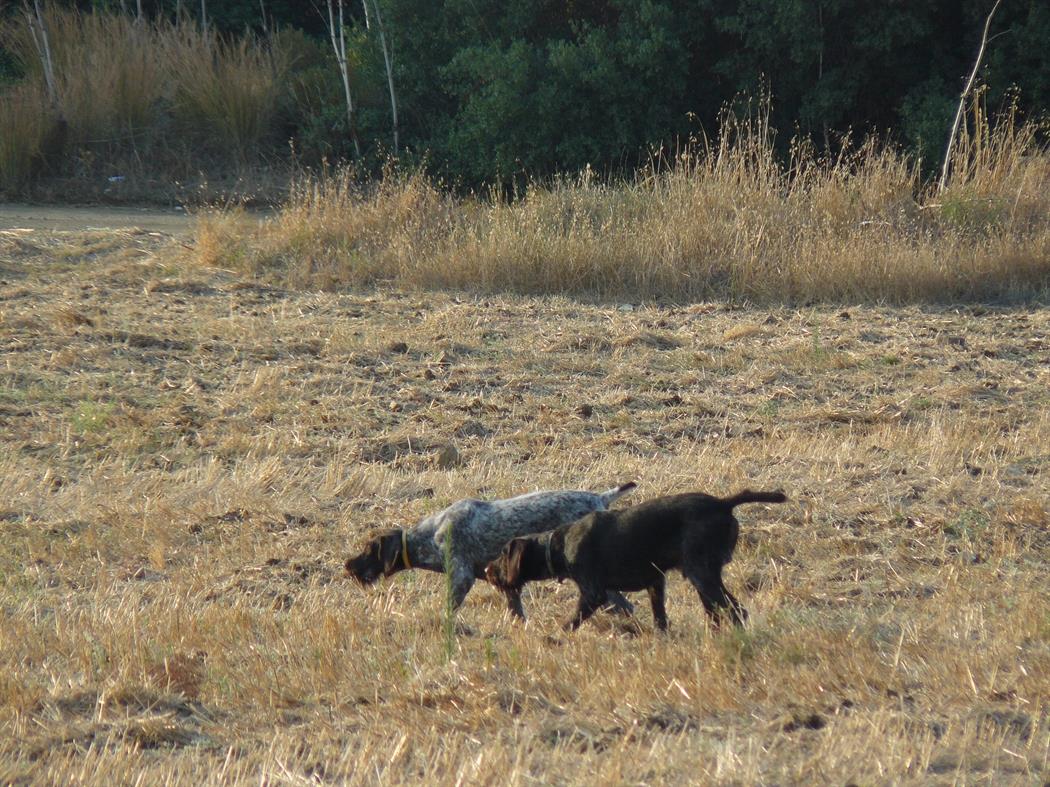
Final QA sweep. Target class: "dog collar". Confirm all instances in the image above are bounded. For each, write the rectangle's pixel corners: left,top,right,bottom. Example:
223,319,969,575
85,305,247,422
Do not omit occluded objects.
544,533,555,576
401,529,412,569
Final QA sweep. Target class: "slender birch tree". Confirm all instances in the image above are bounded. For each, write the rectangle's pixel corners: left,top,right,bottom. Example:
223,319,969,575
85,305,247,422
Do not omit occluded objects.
361,0,399,155
25,0,57,110
325,0,362,158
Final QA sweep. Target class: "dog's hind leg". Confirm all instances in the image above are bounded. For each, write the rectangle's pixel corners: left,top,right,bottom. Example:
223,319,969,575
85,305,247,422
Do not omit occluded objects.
684,561,744,627
721,583,748,624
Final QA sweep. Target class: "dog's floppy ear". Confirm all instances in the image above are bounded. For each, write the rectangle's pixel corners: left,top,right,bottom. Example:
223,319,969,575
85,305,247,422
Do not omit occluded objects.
503,538,528,587
379,531,403,575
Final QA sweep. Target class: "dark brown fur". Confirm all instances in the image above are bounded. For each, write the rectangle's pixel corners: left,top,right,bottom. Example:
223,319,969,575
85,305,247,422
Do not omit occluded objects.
344,529,405,585
485,490,787,630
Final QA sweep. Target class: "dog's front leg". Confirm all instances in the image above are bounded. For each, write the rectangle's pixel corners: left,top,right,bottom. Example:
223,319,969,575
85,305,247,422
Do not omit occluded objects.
647,578,669,631
503,587,527,620
566,588,605,631
447,562,476,611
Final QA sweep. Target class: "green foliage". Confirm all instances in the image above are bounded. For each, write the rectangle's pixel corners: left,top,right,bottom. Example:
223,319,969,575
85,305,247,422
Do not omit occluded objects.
377,0,1050,186
0,45,20,86
945,507,991,541
2,0,1049,193
898,77,957,158
938,193,1008,233
390,0,701,184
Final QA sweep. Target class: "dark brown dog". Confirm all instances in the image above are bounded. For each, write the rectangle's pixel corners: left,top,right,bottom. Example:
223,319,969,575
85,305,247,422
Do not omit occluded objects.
485,490,787,630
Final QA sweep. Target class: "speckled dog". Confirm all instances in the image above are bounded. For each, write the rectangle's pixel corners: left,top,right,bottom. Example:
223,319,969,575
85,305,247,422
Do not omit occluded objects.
346,483,637,616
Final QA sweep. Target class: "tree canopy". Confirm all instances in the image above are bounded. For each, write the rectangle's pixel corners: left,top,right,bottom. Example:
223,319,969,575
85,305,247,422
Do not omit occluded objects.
4,0,1049,185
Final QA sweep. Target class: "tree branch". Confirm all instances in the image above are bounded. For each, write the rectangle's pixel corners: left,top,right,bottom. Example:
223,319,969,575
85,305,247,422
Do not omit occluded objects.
939,0,1003,192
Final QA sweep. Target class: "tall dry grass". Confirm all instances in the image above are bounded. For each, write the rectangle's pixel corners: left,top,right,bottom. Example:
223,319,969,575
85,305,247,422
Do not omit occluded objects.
162,28,286,160
205,108,1050,303
0,82,52,191
0,7,285,190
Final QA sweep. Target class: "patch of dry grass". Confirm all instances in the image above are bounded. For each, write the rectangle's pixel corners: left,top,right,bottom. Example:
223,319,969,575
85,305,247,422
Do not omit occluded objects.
0,229,1048,784
0,7,286,196
200,110,1050,304
0,82,54,192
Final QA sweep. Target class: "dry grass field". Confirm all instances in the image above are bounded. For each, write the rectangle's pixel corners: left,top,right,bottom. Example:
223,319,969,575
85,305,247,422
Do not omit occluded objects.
0,222,1048,785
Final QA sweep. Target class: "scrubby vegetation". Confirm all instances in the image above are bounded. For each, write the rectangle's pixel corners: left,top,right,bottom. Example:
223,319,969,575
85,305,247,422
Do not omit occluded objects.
0,8,318,200
197,107,1050,303
1,2,1049,199
5,8,1044,303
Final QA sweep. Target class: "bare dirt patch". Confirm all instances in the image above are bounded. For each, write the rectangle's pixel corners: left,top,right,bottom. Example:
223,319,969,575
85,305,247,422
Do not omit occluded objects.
0,203,196,235
0,228,1047,784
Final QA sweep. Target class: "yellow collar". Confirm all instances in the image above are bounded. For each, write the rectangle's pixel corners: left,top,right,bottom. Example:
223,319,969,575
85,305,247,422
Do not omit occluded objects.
401,529,412,569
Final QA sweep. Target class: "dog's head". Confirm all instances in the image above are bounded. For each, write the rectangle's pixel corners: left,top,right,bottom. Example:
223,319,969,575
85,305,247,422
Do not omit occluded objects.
345,529,404,585
484,537,530,590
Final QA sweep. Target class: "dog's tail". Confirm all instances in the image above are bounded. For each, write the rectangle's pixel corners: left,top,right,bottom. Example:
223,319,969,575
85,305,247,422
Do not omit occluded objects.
721,489,787,509
601,481,637,506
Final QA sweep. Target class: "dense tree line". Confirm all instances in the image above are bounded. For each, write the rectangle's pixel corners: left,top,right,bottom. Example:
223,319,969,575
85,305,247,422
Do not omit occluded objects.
3,0,1048,186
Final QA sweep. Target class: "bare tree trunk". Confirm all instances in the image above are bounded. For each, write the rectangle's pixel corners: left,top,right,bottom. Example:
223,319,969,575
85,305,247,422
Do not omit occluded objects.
939,0,1002,192
136,0,143,23
200,0,207,34
362,0,399,155
25,0,67,171
259,0,268,33
326,0,362,158
25,0,57,109
818,3,830,152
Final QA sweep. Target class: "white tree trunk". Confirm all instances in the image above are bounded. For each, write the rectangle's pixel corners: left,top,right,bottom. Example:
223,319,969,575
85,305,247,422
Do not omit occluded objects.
26,1,57,110
939,0,1003,192
363,0,399,155
327,0,362,158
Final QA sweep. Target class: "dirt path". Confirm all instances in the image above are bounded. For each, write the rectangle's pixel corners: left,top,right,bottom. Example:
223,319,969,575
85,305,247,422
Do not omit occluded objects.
0,203,196,235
